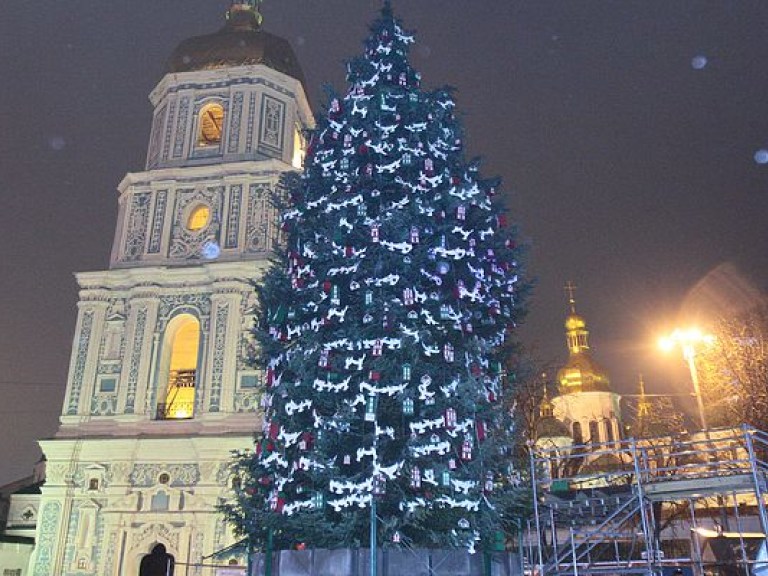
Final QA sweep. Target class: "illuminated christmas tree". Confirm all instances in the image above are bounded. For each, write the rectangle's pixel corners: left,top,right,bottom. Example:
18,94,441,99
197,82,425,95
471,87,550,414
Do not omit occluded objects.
225,2,528,551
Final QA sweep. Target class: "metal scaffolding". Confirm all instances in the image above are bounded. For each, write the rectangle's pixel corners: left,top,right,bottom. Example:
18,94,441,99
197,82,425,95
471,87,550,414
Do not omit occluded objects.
527,426,768,575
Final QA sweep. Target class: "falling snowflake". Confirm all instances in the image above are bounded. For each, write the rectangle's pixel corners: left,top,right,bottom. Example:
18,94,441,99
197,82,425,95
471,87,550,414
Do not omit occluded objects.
201,240,221,259
691,55,708,70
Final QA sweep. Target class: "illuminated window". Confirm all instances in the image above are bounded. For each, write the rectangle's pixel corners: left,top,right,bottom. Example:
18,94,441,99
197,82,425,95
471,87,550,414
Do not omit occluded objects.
292,125,306,168
187,204,211,232
157,314,200,420
198,102,224,146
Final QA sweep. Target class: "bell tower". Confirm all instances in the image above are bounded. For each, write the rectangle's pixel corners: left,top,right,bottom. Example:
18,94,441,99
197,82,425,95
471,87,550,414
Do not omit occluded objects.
551,283,623,446
30,3,312,574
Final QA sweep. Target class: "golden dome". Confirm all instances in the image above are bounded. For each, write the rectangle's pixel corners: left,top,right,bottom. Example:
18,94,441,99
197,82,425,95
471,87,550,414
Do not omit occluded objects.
565,313,586,332
557,352,612,394
557,282,612,394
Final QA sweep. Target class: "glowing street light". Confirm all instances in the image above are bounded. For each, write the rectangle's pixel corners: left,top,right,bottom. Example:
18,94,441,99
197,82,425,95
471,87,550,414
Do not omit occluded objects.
658,328,715,432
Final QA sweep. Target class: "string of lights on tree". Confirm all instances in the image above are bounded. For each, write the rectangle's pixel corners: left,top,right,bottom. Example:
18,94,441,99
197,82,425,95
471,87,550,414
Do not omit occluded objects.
225,2,528,551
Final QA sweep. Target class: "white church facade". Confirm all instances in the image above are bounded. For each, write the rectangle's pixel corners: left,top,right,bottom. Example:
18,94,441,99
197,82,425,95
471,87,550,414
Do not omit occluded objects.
28,3,312,574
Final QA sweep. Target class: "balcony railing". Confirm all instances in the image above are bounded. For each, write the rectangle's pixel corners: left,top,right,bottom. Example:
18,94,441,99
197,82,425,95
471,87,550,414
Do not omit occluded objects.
156,369,196,420
156,401,194,420
169,369,196,387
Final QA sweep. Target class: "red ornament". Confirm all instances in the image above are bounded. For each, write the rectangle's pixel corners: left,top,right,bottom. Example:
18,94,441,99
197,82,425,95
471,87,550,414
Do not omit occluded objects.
271,496,285,513
476,421,486,441
299,432,313,451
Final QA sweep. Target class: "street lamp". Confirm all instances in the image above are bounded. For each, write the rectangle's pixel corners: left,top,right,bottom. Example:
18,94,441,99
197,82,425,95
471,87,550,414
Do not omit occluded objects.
659,328,715,432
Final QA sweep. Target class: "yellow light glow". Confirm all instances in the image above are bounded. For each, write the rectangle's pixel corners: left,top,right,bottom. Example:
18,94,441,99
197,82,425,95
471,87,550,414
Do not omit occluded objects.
292,126,305,169
164,315,199,420
658,327,715,352
187,205,210,232
198,103,224,145
170,320,200,371
658,336,675,352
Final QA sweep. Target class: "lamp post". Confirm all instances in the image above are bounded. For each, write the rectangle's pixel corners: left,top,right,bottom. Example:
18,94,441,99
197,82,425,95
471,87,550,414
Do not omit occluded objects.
659,328,715,432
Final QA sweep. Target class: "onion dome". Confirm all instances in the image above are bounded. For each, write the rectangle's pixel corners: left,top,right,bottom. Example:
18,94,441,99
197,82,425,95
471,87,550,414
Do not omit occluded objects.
167,3,305,86
556,283,612,394
557,353,612,394
565,312,586,333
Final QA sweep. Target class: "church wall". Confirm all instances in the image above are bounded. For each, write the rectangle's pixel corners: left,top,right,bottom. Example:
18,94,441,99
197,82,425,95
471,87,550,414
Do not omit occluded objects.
30,436,248,575
109,168,285,269
0,541,34,576
146,65,311,171
552,391,622,445
58,263,264,434
30,12,313,575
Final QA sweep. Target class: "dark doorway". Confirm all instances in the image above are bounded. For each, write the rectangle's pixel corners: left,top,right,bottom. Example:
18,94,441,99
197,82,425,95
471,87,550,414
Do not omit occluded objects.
139,543,175,576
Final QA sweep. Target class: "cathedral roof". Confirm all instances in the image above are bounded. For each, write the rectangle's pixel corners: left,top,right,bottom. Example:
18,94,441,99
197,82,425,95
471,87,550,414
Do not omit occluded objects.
557,353,612,393
167,4,305,85
556,285,612,394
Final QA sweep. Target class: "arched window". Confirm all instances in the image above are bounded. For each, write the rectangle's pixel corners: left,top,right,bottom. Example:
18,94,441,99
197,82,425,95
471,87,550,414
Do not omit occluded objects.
157,314,200,420
186,204,210,232
198,103,224,146
589,420,600,444
140,543,175,576
572,422,583,445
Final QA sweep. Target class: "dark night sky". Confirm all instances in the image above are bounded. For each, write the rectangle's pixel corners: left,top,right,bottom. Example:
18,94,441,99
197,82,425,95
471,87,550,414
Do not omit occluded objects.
1,1,767,486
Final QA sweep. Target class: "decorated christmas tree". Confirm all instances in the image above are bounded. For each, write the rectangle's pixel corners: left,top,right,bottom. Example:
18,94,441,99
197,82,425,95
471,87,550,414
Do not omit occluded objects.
225,2,528,552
